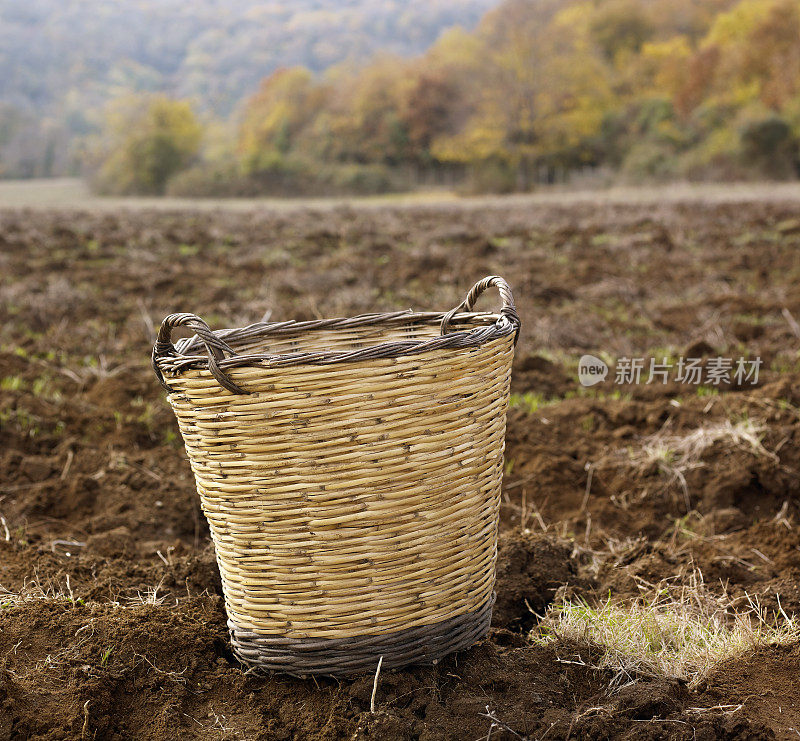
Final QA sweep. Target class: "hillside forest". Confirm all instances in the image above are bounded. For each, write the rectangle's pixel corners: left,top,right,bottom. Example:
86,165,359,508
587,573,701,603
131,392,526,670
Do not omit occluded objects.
0,0,496,180
4,0,800,194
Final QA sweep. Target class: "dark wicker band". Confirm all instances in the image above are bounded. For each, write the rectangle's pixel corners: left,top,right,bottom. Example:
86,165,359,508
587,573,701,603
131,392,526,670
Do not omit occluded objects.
152,276,520,395
229,596,494,677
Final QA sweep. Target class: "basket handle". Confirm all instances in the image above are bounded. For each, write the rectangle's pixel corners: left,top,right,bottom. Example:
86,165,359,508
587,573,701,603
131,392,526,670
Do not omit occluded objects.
440,276,520,340
152,312,247,395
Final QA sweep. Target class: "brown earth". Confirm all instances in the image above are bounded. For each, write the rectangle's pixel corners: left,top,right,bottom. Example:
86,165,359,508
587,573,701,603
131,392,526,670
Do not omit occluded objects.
1,198,800,739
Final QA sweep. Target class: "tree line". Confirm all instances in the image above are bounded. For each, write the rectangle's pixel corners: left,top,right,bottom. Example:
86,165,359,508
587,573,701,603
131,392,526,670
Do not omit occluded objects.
89,0,800,195
0,0,494,179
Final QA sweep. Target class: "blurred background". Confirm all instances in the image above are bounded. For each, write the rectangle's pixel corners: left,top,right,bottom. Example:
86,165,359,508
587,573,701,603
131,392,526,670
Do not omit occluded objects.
1,0,799,199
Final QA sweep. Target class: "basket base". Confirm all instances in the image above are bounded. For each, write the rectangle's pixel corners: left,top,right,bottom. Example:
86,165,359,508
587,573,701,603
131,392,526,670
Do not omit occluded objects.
229,597,494,677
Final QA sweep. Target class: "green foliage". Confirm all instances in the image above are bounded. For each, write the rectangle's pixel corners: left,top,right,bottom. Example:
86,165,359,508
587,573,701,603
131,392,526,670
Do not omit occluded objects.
166,155,406,198
621,141,680,182
0,375,23,391
100,647,113,666
163,162,252,198
90,96,203,195
590,0,655,60
509,392,550,414
696,386,720,397
239,68,320,169
740,113,799,177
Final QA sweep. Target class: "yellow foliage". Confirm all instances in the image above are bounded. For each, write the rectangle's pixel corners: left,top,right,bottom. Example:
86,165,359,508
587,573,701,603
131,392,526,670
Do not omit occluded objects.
705,0,779,46
94,94,203,194
700,0,800,108
641,36,693,98
225,0,800,186
239,67,319,169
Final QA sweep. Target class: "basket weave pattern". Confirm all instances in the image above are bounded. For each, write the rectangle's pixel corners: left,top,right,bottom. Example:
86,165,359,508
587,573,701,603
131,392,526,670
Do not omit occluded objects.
153,277,519,676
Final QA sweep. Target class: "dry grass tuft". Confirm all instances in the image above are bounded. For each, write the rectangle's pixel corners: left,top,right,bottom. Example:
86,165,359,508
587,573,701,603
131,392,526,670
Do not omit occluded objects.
124,580,168,607
636,417,775,470
0,573,79,606
534,576,798,689
624,417,777,510
1,574,170,610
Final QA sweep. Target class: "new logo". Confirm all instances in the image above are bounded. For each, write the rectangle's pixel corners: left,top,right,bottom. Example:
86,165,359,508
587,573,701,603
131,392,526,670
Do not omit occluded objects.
578,355,608,387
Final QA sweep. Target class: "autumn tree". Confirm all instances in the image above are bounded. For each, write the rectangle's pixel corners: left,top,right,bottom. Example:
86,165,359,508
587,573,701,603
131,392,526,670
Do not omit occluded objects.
680,0,800,111
226,0,800,192
430,0,613,185
91,95,203,194
590,0,655,62
398,69,461,163
238,67,324,171
318,57,411,165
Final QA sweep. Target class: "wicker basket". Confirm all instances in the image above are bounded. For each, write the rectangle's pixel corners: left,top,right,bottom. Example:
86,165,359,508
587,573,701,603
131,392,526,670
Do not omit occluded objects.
152,276,520,677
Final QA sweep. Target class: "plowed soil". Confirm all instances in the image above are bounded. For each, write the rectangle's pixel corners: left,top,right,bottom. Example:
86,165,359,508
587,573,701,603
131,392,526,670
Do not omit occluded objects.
2,197,800,739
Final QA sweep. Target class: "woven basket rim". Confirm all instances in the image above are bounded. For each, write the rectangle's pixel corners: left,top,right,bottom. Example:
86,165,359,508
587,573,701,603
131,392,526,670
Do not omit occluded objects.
152,275,520,395
178,309,507,361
